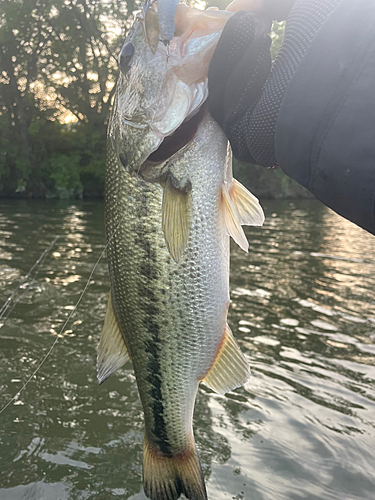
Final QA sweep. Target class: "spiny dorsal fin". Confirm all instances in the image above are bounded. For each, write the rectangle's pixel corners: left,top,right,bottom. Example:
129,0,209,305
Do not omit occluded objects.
202,323,250,395
220,183,249,252
97,293,129,385
162,176,191,263
230,179,265,226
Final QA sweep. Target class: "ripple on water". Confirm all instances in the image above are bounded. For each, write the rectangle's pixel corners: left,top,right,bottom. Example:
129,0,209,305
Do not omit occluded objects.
0,199,374,500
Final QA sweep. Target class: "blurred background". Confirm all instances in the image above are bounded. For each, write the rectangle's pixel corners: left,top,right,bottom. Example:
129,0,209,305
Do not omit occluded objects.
0,0,299,200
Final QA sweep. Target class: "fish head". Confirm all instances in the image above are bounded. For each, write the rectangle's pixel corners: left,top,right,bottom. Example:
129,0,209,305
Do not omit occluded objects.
109,5,232,176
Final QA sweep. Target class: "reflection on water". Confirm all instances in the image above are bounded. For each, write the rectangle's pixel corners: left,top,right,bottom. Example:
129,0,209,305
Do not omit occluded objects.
0,199,374,500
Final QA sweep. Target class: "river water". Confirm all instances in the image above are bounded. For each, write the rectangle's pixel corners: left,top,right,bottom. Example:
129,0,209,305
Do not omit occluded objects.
0,199,374,500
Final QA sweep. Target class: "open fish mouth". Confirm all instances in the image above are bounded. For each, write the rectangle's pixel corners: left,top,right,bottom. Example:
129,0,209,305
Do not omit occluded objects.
147,103,206,164
113,5,233,175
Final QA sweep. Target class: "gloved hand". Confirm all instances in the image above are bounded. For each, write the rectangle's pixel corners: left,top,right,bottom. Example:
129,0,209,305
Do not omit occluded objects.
208,11,272,140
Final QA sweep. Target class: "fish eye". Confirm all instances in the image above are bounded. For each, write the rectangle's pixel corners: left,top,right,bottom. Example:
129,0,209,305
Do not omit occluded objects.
119,43,135,75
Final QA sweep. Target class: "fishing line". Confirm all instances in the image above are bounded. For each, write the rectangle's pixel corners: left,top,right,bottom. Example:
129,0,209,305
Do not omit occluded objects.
0,222,120,416
0,236,60,321
0,236,60,328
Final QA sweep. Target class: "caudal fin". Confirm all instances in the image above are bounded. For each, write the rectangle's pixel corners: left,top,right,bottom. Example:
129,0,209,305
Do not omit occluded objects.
143,438,207,500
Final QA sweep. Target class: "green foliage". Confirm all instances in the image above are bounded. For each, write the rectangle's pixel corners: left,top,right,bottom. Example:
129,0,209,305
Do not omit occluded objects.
233,159,312,200
205,0,231,10
49,153,82,195
270,21,285,60
0,0,137,198
0,0,290,200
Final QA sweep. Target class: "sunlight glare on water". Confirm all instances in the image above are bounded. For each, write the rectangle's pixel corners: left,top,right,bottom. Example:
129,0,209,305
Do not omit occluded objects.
0,199,374,500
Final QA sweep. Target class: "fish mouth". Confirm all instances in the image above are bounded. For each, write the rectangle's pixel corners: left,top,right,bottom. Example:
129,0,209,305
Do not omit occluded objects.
147,103,206,164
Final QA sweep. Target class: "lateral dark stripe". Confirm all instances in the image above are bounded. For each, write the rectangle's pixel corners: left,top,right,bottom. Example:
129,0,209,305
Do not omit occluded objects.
136,190,171,456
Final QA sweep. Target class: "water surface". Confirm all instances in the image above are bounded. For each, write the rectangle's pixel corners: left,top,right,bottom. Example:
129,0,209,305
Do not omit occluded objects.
0,199,374,500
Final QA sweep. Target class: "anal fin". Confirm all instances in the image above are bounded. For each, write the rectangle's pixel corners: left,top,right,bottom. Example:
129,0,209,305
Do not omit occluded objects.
202,324,250,395
97,293,129,384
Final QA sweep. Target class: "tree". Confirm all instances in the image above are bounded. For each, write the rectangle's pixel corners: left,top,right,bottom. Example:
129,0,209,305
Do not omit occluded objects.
0,0,138,197
0,0,288,198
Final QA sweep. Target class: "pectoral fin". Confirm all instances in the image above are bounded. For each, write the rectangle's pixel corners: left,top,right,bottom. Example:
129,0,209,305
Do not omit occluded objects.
221,180,264,252
202,324,250,395
230,179,265,226
97,293,129,384
162,176,191,263
221,183,249,252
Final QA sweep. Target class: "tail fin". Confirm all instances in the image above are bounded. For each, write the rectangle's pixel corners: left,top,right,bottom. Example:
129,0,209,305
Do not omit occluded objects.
143,437,207,500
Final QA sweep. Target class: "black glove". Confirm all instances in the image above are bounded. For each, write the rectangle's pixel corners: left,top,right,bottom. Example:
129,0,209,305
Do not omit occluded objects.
208,11,272,145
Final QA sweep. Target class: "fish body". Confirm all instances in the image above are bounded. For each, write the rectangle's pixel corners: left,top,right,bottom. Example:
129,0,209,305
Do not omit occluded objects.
105,112,231,444
98,6,264,500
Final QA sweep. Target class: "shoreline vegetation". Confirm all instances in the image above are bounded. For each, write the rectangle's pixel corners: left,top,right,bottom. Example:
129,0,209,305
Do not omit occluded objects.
0,159,313,201
1,0,309,201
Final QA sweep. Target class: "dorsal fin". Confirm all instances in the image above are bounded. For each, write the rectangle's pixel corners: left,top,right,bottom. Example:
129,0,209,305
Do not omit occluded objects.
202,324,250,395
162,176,191,263
97,293,129,384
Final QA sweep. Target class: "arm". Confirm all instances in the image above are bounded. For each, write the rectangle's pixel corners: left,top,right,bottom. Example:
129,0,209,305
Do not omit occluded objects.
208,0,375,235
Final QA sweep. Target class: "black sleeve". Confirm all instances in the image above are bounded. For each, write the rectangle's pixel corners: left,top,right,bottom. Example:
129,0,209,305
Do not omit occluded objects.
209,0,375,234
263,0,295,21
275,0,375,235
222,0,344,168
208,11,273,165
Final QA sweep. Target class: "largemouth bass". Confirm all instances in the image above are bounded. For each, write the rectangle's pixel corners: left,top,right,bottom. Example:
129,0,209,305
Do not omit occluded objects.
97,4,264,500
